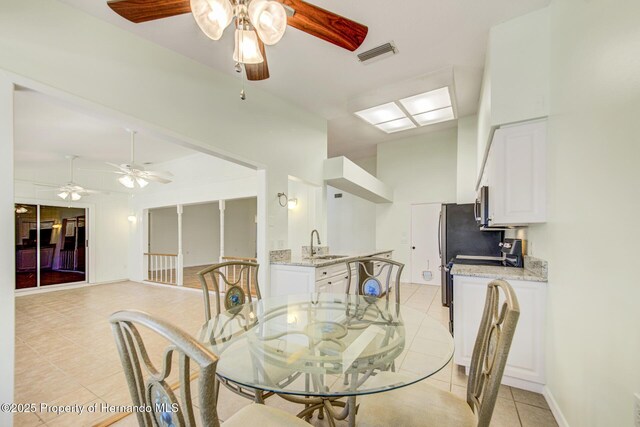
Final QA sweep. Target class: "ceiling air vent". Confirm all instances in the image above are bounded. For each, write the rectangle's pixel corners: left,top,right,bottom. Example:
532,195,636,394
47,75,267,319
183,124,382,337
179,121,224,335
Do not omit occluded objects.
357,42,398,63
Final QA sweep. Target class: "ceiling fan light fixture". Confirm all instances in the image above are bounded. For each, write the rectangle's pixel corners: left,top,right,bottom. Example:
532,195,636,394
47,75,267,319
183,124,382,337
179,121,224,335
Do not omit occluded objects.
57,191,69,200
136,177,149,188
71,192,82,201
249,0,287,45
119,175,135,189
233,28,264,64
190,0,233,40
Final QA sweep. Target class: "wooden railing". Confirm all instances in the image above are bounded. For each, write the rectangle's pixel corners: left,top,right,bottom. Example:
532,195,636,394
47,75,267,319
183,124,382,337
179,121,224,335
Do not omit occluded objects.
145,253,178,285
221,256,258,296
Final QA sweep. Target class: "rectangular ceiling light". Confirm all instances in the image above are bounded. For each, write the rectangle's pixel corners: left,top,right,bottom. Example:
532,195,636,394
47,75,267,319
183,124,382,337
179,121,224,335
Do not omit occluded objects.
355,102,406,125
375,117,416,133
399,87,451,115
413,106,455,126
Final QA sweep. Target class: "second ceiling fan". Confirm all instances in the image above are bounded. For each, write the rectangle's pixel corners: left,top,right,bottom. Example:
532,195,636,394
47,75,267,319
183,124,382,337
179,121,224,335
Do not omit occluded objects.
107,0,368,81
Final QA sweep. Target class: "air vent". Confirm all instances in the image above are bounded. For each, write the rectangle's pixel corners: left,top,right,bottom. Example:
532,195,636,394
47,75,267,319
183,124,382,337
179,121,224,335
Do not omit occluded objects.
334,193,343,198
357,42,398,63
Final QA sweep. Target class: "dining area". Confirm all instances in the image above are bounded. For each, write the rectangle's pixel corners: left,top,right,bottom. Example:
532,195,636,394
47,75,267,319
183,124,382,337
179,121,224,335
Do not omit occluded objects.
104,257,521,427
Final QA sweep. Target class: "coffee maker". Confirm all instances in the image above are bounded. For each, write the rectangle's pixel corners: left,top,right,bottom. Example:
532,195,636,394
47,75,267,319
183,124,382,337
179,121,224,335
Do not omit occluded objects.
500,238,524,267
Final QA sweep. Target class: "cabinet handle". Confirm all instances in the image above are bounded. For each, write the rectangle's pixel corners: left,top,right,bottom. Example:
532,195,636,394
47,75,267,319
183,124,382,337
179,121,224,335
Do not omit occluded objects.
328,281,332,285
322,272,327,275
345,276,348,279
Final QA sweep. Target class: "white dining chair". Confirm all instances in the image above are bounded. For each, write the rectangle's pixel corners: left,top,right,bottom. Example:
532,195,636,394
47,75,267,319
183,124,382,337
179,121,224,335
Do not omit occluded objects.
356,279,520,427
110,309,309,427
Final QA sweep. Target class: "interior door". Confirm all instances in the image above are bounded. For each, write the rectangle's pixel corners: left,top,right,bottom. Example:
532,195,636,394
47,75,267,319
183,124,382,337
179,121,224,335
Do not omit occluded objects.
410,203,442,285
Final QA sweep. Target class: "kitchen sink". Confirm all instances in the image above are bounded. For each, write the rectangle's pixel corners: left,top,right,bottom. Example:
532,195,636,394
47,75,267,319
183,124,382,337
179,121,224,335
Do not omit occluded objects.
313,255,348,260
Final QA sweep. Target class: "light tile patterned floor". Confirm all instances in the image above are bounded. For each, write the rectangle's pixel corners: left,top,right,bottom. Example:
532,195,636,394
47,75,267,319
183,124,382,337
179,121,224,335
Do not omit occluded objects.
14,281,558,426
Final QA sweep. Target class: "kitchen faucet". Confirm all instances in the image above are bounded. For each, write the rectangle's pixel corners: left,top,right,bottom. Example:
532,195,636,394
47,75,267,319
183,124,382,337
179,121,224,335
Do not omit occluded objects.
310,229,321,257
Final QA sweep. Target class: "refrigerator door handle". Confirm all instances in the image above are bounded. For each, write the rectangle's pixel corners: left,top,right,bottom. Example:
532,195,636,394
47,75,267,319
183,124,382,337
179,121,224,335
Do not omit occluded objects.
438,211,442,259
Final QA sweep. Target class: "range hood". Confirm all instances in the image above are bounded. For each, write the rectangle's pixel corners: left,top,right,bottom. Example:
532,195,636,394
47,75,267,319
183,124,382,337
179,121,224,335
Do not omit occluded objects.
324,157,393,203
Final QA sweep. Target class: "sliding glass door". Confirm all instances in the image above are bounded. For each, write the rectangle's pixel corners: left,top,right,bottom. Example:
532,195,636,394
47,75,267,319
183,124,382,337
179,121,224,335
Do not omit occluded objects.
15,204,87,290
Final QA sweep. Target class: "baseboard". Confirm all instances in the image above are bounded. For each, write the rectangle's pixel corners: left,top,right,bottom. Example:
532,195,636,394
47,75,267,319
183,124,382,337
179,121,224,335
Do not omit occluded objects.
14,279,127,296
543,386,570,427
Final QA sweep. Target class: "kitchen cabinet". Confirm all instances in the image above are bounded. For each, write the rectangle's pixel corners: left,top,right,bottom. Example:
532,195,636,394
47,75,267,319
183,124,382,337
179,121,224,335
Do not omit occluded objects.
270,251,393,297
485,120,547,226
453,274,547,392
477,7,550,182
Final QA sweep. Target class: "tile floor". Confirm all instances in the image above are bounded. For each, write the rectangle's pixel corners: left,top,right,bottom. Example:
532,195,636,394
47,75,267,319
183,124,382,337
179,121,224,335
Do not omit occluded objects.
13,281,558,426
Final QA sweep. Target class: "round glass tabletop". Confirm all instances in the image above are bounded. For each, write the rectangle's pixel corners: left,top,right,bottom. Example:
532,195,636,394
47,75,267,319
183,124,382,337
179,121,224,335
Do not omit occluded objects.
197,293,453,397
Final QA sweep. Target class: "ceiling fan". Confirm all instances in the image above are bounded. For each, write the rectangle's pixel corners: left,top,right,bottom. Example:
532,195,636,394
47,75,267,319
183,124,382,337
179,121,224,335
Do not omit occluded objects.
107,0,369,82
106,130,173,188
37,156,101,201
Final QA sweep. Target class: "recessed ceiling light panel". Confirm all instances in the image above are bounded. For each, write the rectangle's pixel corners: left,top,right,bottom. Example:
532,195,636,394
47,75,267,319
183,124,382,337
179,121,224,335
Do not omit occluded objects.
355,102,406,125
413,106,455,126
400,87,452,115
375,117,416,133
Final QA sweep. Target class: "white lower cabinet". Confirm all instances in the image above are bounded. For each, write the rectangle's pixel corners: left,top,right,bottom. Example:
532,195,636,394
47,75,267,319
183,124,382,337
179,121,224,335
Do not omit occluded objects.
453,275,547,392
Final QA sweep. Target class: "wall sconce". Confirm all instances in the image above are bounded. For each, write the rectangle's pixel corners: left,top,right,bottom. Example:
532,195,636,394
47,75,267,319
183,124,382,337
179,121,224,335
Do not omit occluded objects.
277,192,298,209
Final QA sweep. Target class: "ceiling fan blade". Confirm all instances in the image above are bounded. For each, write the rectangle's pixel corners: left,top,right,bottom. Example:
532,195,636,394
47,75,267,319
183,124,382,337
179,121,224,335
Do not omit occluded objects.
107,0,191,23
280,0,368,51
143,175,172,184
105,162,131,173
142,170,174,177
245,39,270,81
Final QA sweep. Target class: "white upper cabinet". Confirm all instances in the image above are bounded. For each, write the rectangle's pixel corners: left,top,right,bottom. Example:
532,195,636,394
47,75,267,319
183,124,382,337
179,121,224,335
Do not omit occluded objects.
477,7,550,182
487,121,547,226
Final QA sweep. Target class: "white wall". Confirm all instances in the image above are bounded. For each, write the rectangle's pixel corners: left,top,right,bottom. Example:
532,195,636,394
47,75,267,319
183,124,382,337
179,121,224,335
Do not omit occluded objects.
287,178,324,257
376,128,458,280
148,206,179,255
225,198,257,258
326,186,376,254
353,156,377,176
0,78,15,426
183,202,220,266
525,1,640,425
456,115,478,204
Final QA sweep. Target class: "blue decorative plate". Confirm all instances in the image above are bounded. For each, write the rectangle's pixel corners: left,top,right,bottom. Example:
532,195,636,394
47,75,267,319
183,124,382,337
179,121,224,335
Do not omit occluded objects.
225,286,246,310
362,278,382,298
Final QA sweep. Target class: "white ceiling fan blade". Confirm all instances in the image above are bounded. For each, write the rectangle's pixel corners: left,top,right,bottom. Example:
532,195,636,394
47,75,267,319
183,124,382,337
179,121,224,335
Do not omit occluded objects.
143,175,172,184
143,170,174,177
105,162,131,173
33,183,60,188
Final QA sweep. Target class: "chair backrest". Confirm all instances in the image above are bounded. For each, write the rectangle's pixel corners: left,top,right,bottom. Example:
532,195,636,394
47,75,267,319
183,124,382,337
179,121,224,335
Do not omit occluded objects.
346,257,405,305
109,310,220,427
197,261,261,321
466,279,520,427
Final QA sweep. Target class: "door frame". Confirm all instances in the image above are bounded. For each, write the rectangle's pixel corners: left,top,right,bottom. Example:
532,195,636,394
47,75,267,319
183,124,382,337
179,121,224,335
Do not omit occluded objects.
14,197,94,292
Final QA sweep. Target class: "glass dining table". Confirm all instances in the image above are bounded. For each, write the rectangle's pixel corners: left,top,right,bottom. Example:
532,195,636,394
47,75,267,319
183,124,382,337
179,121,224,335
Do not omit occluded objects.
197,293,454,426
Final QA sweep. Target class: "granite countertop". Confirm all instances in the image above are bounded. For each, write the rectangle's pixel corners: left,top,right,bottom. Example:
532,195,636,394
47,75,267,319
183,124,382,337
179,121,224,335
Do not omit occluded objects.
450,264,547,283
271,249,394,268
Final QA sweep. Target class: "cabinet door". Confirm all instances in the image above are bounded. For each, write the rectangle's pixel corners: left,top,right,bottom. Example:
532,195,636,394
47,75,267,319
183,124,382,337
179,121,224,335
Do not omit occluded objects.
490,121,546,225
453,275,546,386
317,274,349,294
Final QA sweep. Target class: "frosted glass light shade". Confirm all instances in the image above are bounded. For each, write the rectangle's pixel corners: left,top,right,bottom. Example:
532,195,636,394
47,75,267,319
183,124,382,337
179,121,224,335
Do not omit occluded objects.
233,29,264,64
71,192,82,201
119,175,135,189
136,177,149,188
249,0,287,45
413,106,455,126
191,0,233,41
57,191,69,200
400,87,452,115
375,117,416,133
354,102,406,125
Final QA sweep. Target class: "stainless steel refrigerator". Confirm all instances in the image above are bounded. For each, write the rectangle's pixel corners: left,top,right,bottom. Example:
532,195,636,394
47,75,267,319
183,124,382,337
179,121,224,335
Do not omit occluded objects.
439,203,503,307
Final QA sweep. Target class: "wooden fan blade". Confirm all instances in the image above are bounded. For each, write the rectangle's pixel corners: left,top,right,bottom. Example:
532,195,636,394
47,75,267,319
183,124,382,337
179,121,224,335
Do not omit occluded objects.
245,39,270,81
107,0,191,23
280,0,368,51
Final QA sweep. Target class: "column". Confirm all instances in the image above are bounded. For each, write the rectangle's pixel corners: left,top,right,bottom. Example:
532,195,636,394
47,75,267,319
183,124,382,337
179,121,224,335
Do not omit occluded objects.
219,200,225,262
0,75,15,426
177,204,183,286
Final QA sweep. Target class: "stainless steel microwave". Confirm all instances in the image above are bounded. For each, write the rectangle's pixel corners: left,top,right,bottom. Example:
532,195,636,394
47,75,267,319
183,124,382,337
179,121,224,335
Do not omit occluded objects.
475,186,490,227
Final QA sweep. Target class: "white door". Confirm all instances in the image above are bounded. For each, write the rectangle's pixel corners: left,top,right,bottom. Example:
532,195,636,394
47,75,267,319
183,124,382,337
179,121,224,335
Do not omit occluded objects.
410,203,442,285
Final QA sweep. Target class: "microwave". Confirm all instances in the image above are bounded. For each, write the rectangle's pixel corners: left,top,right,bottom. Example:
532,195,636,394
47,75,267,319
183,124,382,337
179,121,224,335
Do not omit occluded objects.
475,186,490,227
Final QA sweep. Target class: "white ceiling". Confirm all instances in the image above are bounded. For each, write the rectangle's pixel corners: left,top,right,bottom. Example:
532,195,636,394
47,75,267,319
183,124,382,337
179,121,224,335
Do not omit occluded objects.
14,89,195,165
58,0,550,159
